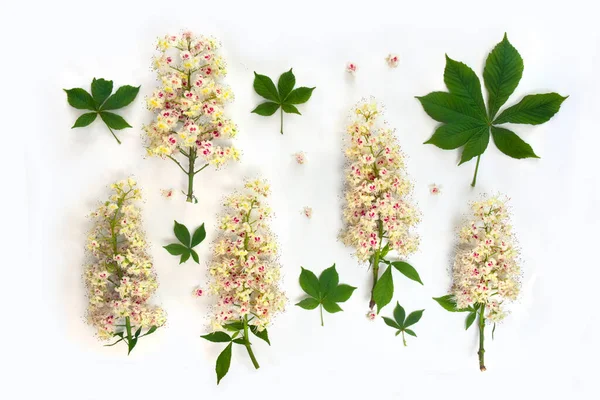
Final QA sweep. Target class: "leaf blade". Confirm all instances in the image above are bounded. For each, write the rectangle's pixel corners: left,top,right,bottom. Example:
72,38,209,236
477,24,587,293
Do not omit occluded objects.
72,112,97,128
328,284,356,303
321,299,343,313
483,33,524,119
216,343,233,384
390,261,423,285
465,312,477,330
404,310,424,327
424,121,488,150
99,112,132,130
101,85,140,110
382,317,401,329
253,72,280,102
416,92,486,124
163,243,188,255
173,220,191,247
64,88,96,110
444,55,487,119
319,264,339,296
299,267,320,299
493,93,567,125
491,126,539,159
295,298,319,310
373,266,394,314
91,78,114,107
201,331,231,343
393,302,406,327
277,69,296,101
251,102,280,116
250,326,270,345
282,104,301,115
285,87,315,104
191,223,206,247
458,126,490,165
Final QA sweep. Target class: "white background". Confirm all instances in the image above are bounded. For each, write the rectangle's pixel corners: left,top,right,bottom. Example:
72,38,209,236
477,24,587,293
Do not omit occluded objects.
6,0,600,398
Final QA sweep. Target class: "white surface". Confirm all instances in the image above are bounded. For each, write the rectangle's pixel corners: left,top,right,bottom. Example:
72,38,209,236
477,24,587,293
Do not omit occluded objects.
9,0,600,398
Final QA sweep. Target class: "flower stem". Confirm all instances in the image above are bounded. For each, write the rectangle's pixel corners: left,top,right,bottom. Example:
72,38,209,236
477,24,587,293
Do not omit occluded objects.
105,125,122,145
368,250,380,310
478,303,486,371
280,108,284,134
243,315,260,369
471,155,481,187
186,148,196,203
320,304,324,327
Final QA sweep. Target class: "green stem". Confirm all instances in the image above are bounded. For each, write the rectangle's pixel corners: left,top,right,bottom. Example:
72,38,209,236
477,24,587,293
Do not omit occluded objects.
186,148,196,203
320,304,324,327
369,250,380,310
471,155,481,187
478,304,486,371
243,315,260,369
402,331,407,347
280,108,283,134
105,124,122,145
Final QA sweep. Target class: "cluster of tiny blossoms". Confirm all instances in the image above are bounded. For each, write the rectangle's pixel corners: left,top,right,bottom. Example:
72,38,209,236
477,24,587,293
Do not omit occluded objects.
85,179,166,340
208,180,286,331
452,196,520,322
341,101,420,261
144,32,239,167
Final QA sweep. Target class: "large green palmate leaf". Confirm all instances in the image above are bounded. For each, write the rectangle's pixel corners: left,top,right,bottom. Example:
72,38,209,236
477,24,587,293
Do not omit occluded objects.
418,33,567,186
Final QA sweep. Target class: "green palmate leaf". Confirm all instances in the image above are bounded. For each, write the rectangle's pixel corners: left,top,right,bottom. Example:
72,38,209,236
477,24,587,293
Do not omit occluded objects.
465,312,477,330
232,338,245,345
296,298,319,310
100,112,132,130
91,78,113,107
432,295,470,312
191,249,199,263
373,266,394,313
418,33,566,187
253,72,280,102
252,70,315,134
484,34,524,119
179,251,191,264
163,243,188,255
173,220,191,246
382,317,401,329
321,299,343,313
390,261,423,285
101,85,140,110
328,284,356,303
416,92,484,124
404,329,417,337
72,112,97,128
252,102,280,116
444,55,487,119
285,87,315,104
64,88,96,110
494,93,568,125
393,302,406,326
424,121,487,150
191,223,206,247
250,326,270,345
282,104,301,115
491,126,538,159
319,264,339,296
216,343,233,384
201,331,231,343
299,267,320,299
278,69,296,100
459,126,490,165
404,310,424,327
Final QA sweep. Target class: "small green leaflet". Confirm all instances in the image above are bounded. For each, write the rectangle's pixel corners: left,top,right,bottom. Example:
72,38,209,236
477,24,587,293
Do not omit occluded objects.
372,260,423,314
64,78,140,144
417,33,567,187
296,264,356,326
382,302,424,346
201,320,270,384
432,294,479,330
163,220,206,264
104,316,158,355
251,69,316,134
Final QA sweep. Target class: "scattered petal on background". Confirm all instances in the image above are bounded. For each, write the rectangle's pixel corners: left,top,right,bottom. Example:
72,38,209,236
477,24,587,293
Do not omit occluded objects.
161,188,174,198
293,151,306,164
386,54,400,68
429,184,441,195
346,62,358,75
303,207,313,219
